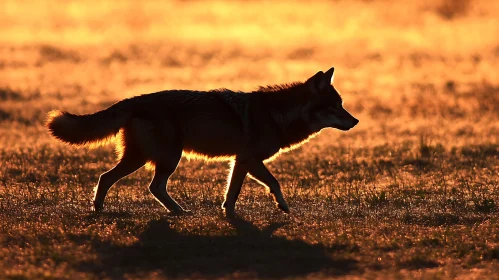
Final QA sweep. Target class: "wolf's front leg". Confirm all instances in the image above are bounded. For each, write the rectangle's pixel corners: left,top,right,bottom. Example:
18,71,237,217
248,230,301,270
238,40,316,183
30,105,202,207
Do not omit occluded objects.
222,160,248,212
247,160,289,213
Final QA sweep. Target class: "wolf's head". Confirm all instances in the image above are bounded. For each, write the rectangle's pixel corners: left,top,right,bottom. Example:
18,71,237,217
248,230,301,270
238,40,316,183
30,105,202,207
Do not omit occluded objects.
304,67,359,132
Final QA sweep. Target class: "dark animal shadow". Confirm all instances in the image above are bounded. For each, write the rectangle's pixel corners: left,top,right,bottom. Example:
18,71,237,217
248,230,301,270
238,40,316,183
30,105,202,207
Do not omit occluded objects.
75,212,357,278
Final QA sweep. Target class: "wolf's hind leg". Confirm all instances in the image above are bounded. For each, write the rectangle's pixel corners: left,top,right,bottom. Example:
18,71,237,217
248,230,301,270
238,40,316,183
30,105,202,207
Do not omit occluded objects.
148,149,186,214
248,161,289,213
93,154,146,212
222,160,248,212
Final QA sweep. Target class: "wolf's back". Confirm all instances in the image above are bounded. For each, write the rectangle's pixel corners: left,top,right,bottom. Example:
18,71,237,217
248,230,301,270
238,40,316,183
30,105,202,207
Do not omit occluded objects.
46,102,130,146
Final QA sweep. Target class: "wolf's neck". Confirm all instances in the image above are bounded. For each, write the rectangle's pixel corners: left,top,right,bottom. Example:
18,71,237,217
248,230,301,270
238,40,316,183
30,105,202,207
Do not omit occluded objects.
277,119,317,149
251,82,316,149
265,100,316,149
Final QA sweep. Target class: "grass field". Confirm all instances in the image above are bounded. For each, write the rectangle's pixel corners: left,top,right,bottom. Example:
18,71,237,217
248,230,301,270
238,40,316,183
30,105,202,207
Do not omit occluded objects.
1,0,499,278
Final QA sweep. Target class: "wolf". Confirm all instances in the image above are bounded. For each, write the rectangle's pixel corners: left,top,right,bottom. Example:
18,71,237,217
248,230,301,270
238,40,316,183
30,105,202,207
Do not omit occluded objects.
46,67,358,214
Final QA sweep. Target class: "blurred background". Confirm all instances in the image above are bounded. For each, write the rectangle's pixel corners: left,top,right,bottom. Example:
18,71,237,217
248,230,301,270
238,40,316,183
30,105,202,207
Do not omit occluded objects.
0,0,498,147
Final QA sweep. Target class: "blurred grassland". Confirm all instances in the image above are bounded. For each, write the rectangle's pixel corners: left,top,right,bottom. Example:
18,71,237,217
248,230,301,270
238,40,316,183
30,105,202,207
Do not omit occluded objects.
1,0,499,279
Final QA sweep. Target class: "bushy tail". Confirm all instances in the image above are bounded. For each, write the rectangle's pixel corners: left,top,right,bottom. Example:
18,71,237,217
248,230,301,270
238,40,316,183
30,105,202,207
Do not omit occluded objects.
46,102,130,147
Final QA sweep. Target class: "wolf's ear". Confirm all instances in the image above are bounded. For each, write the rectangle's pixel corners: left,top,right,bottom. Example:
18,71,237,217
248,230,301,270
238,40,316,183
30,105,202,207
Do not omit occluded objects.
325,67,335,84
306,71,329,93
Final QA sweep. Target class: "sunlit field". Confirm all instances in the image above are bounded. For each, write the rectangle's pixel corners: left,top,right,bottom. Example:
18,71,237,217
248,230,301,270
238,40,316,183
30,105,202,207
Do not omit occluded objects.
1,0,499,278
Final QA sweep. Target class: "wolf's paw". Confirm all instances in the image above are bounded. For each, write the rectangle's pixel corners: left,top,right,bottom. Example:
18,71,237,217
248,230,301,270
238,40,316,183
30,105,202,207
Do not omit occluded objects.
223,207,236,217
277,202,290,213
222,201,235,211
169,208,192,216
92,201,104,212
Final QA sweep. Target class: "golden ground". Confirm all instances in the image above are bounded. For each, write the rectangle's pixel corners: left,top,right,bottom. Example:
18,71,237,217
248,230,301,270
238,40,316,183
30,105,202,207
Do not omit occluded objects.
0,0,498,279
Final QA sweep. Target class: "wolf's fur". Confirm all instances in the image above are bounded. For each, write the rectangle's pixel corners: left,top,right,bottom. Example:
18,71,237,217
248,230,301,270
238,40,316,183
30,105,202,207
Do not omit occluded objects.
47,67,358,214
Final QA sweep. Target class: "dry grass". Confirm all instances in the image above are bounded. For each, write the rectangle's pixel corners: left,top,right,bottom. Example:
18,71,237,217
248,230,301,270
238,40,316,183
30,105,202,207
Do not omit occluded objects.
1,0,499,279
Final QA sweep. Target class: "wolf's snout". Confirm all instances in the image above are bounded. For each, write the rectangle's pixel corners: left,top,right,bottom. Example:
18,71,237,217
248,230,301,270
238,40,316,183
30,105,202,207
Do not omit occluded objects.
343,117,359,131
352,118,359,127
